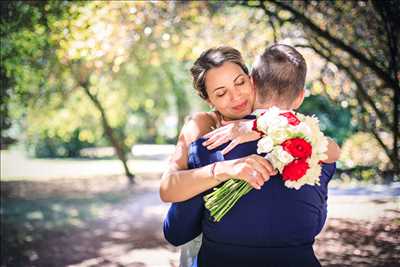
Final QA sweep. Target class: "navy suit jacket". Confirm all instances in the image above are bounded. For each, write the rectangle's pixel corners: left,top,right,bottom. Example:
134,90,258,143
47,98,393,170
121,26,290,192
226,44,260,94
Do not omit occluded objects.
164,137,336,267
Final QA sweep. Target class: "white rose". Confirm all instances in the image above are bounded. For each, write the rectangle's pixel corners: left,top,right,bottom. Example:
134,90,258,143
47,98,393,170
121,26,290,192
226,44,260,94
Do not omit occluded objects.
268,116,288,130
264,106,281,117
256,114,269,133
256,107,282,132
285,180,304,190
270,128,288,144
257,136,274,154
294,122,312,137
273,146,294,165
265,152,284,172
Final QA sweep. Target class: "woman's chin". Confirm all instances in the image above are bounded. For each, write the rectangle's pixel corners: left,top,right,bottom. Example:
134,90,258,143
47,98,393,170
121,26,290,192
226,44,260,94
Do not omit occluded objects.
230,109,251,119
241,107,253,116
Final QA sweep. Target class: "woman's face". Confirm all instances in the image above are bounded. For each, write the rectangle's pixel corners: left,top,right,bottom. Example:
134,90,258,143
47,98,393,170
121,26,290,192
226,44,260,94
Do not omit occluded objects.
205,62,255,120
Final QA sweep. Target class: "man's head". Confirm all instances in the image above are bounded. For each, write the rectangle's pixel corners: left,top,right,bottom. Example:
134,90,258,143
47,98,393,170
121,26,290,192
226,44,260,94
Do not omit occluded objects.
251,44,307,109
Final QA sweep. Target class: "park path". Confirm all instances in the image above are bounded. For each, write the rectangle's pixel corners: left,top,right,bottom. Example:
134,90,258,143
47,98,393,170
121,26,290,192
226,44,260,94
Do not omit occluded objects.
58,180,181,267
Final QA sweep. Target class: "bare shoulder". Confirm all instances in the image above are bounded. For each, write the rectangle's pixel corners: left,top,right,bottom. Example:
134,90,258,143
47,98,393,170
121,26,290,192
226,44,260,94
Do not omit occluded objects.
189,112,217,128
181,111,217,142
168,111,216,170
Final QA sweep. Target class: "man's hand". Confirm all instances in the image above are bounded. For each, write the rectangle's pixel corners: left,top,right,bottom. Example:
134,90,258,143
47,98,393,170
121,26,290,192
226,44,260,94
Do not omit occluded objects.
215,155,277,190
202,120,261,155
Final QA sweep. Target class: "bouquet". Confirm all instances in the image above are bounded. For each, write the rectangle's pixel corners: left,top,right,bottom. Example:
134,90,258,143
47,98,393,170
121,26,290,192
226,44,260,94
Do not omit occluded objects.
204,107,329,222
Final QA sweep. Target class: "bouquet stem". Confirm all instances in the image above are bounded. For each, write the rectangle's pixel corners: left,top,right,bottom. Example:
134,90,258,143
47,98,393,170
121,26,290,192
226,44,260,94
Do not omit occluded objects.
204,179,253,222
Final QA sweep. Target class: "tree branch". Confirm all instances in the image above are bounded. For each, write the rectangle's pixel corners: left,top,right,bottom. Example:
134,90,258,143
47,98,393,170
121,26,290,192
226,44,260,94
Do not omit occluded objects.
353,90,393,165
269,0,399,91
267,16,277,43
297,41,393,132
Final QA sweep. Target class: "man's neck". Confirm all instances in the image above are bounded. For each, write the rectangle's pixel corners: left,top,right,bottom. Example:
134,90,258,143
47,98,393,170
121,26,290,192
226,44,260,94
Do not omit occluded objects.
253,100,293,111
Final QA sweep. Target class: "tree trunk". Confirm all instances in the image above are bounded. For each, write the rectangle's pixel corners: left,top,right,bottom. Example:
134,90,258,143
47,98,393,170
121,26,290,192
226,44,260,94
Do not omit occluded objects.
80,82,135,183
391,71,399,174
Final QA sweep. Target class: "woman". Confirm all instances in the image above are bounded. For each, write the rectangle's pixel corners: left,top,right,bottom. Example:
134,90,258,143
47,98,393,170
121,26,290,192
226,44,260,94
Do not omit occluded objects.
160,46,275,267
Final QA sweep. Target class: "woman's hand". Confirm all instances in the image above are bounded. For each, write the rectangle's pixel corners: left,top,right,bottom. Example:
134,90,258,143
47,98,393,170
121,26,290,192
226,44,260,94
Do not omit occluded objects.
214,155,277,190
202,120,261,155
323,137,341,163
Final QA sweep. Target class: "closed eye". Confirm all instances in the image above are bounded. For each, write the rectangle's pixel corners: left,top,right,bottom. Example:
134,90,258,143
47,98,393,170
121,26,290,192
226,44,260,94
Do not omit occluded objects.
216,91,226,97
235,80,245,86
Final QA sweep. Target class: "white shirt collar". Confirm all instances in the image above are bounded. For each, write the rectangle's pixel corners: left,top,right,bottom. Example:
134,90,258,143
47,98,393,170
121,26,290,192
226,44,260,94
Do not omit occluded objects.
252,107,293,116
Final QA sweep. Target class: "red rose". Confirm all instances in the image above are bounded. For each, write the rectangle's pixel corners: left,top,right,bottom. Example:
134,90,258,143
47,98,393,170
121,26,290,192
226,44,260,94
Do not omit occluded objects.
280,112,300,126
282,158,309,181
281,138,312,159
252,119,265,136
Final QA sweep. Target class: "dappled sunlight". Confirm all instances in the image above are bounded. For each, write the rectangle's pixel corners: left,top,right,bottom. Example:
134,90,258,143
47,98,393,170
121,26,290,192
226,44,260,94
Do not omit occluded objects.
340,132,392,170
98,242,131,257
1,175,179,266
315,217,400,267
329,182,400,197
69,248,179,267
109,248,178,267
143,205,169,218
327,195,399,221
26,211,44,220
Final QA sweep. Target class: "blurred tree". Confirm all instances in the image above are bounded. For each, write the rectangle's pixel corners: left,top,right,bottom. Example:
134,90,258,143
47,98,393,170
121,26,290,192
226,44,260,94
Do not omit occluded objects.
341,132,391,171
0,1,57,149
240,0,400,174
39,1,201,182
299,94,354,145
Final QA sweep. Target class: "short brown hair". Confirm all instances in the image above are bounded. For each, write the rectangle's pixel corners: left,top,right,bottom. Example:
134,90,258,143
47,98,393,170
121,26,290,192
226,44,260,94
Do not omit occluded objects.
251,44,306,104
190,46,249,99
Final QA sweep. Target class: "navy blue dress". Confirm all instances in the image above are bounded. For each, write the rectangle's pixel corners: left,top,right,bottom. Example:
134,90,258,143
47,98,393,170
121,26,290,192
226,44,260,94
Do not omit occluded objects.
164,137,336,267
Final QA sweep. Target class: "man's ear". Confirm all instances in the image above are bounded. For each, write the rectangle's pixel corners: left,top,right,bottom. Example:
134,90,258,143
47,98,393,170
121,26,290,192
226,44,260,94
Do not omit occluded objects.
250,75,255,87
293,89,305,109
250,75,258,97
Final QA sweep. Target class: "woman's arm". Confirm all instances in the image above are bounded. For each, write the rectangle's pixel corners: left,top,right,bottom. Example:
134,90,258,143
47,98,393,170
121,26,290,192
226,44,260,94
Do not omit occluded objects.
159,112,273,203
323,138,341,163
160,112,220,203
202,120,341,162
